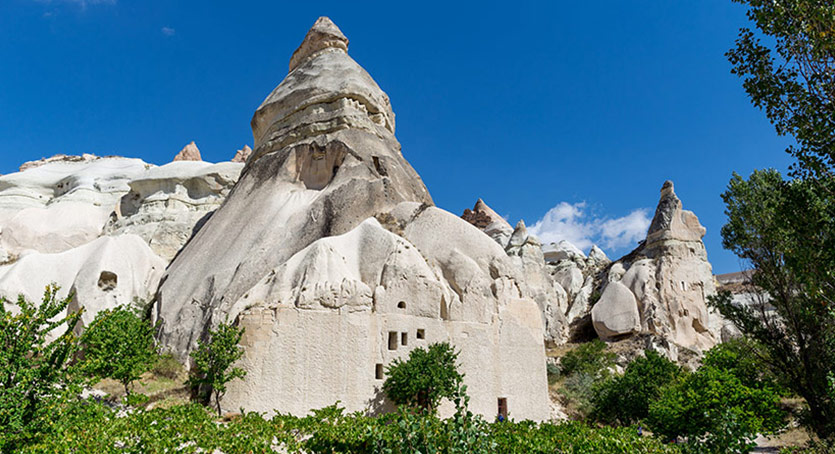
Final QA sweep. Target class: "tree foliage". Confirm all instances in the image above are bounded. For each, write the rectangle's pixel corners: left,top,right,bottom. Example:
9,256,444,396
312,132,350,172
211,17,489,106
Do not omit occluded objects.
383,342,464,413
79,305,157,396
727,0,835,178
647,364,785,454
590,350,682,426
188,321,246,417
711,169,835,439
0,285,82,451
559,339,616,379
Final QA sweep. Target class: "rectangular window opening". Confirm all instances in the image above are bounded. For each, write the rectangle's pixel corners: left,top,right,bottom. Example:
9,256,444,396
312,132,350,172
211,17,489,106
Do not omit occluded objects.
498,398,508,420
375,363,384,380
388,331,398,351
416,329,425,340
401,332,408,346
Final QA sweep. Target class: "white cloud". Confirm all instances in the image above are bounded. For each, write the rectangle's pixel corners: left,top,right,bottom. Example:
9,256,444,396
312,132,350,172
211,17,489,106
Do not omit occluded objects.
161,26,175,36
34,0,115,8
528,202,651,255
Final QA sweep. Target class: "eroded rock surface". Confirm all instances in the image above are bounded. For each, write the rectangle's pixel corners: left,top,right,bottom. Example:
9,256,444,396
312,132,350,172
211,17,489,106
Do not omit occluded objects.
105,161,243,261
155,17,549,421
593,181,716,355
0,156,150,256
0,235,165,335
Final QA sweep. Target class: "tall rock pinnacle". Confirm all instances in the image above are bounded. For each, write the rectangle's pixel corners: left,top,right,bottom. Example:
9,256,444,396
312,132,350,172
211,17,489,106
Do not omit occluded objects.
154,17,549,421
157,16,432,358
288,17,349,72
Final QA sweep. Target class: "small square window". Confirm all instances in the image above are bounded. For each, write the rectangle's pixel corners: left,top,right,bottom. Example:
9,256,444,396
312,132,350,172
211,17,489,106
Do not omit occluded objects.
416,329,425,340
401,332,408,346
375,363,384,380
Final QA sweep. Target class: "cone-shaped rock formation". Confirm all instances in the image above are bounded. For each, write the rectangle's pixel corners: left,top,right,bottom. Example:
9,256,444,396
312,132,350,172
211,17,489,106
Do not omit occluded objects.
154,17,548,420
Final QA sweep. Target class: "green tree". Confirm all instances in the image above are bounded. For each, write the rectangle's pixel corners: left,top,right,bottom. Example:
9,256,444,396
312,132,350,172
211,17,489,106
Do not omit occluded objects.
647,365,785,454
727,0,835,178
0,285,82,451
80,305,157,397
383,342,464,413
701,338,783,394
591,350,682,426
188,321,247,417
711,169,835,439
559,339,615,379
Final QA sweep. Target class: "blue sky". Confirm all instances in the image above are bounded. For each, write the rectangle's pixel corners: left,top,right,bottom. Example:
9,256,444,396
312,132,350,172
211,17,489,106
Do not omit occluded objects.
0,1,793,274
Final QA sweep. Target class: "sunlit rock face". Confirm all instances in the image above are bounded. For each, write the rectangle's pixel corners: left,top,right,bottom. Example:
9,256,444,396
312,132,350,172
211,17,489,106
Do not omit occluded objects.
105,161,243,261
155,17,550,421
0,155,150,259
592,181,717,357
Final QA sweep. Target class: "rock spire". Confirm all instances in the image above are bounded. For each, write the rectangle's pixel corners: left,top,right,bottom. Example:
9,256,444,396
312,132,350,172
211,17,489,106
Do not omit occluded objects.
288,17,349,72
173,141,202,162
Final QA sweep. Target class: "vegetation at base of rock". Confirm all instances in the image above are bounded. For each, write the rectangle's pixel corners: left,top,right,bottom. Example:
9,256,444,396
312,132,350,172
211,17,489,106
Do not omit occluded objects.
0,285,82,452
558,339,615,379
15,399,682,454
79,305,157,397
383,342,464,413
151,352,183,380
187,321,246,417
590,350,682,426
647,363,786,454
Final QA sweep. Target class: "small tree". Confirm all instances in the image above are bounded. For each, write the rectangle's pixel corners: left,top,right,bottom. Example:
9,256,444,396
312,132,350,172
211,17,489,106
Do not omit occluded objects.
0,285,82,451
383,342,463,413
80,305,157,397
591,350,682,426
647,365,786,454
188,321,246,417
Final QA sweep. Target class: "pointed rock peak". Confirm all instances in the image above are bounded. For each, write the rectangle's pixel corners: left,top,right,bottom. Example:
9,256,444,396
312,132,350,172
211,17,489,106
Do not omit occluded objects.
232,145,252,163
173,141,202,162
462,198,508,230
646,180,706,246
588,245,609,265
506,220,530,249
288,16,349,72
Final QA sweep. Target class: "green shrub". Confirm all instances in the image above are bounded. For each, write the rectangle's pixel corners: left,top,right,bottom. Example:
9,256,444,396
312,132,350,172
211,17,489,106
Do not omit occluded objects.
80,305,157,396
546,362,561,385
0,285,82,451
591,350,682,426
558,372,597,418
559,339,615,379
188,321,247,417
701,338,783,394
383,342,464,413
152,352,183,380
22,399,683,454
647,365,786,454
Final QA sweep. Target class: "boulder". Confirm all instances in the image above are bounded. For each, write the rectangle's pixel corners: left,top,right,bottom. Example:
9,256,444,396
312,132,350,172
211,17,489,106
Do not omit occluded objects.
543,240,585,263
591,281,640,338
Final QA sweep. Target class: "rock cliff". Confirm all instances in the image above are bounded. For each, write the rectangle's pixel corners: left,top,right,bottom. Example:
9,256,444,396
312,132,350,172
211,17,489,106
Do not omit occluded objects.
154,17,550,421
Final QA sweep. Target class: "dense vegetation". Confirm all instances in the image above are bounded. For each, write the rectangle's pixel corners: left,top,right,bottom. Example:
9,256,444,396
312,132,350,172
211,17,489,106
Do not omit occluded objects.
716,0,835,445
80,305,157,396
